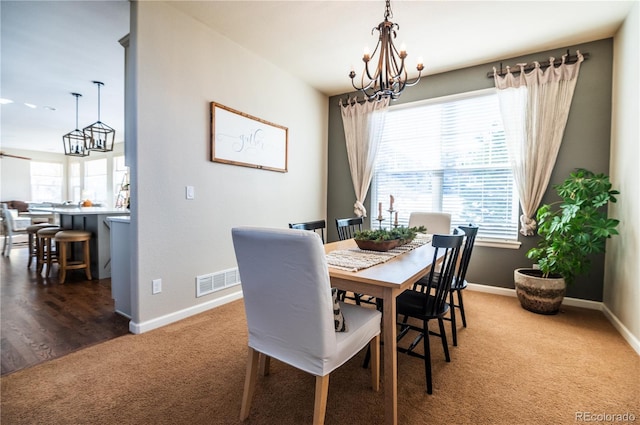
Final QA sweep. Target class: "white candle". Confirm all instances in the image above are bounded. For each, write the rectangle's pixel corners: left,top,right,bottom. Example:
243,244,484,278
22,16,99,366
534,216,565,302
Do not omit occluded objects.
378,202,382,217
394,212,398,226
390,195,394,211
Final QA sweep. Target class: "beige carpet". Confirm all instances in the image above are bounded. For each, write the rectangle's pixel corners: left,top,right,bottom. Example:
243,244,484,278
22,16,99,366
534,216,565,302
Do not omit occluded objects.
2,291,638,424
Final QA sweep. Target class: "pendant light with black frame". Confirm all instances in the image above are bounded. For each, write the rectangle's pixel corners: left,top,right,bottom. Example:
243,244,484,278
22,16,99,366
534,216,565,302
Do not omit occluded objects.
83,80,115,152
62,93,90,157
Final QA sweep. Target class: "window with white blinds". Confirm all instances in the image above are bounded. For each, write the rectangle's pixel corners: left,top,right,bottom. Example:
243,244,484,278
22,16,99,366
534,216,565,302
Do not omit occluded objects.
371,89,519,241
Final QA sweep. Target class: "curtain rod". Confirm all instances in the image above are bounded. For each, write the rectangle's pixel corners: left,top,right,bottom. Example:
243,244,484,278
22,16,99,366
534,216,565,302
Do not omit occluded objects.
486,50,590,78
338,97,367,106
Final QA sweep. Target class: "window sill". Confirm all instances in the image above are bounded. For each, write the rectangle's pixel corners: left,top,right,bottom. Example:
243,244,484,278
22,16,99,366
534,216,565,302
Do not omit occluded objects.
476,238,521,249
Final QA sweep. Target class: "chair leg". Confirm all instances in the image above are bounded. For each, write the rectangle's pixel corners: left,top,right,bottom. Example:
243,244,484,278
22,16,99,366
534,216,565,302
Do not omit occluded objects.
259,353,271,376
362,346,371,369
240,347,260,421
27,234,34,267
423,319,433,394
58,241,67,284
313,374,330,425
457,290,467,327
438,317,450,362
83,239,92,280
45,239,54,278
36,237,44,274
370,335,380,392
450,291,458,347
3,234,11,256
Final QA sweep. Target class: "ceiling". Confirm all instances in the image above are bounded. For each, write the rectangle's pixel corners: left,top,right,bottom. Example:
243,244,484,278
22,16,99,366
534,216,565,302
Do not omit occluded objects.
1,0,635,154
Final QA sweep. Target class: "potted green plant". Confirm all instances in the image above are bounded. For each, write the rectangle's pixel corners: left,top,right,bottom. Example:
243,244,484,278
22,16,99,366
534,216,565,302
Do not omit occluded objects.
514,168,620,314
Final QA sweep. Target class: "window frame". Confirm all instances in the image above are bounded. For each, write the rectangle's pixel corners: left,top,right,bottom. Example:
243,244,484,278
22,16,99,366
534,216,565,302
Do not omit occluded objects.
370,88,521,247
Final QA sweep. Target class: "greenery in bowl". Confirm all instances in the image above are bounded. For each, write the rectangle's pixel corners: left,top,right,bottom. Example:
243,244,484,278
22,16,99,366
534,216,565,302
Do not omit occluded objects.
354,226,427,244
526,168,620,285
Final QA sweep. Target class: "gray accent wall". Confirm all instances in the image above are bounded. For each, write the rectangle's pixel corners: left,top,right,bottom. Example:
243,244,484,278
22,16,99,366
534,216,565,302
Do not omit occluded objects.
327,38,613,301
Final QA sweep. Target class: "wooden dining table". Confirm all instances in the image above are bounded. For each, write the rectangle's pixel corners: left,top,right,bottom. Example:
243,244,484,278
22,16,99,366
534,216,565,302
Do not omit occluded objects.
324,237,440,425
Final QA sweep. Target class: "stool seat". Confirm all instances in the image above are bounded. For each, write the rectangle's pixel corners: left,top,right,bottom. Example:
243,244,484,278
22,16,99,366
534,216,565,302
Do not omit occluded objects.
27,223,58,233
37,227,62,237
54,230,92,242
37,227,61,276
54,230,92,283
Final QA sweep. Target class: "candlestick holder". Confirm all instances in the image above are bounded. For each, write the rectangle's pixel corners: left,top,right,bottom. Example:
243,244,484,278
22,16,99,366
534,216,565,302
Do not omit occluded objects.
376,216,385,230
387,209,397,229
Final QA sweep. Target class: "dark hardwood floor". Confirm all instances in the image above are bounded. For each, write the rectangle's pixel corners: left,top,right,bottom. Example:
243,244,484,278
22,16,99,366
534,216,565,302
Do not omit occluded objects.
1,241,130,376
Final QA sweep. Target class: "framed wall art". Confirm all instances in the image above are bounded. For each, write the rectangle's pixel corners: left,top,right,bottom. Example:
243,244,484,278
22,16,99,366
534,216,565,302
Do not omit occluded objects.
210,102,288,172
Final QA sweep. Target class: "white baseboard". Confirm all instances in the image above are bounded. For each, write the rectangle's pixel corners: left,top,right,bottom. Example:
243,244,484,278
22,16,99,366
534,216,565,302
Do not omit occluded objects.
128,289,243,334
468,283,640,355
601,304,640,355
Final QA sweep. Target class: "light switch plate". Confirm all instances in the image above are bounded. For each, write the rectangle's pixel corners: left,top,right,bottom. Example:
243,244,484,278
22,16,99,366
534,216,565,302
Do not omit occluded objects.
186,185,195,200
152,278,162,294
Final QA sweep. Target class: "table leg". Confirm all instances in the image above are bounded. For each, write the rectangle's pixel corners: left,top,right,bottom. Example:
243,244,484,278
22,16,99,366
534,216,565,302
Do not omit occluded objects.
382,287,398,425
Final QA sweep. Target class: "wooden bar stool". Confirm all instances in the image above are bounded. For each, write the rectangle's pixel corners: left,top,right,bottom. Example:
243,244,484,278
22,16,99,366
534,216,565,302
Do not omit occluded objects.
37,227,61,277
54,230,92,284
27,224,58,268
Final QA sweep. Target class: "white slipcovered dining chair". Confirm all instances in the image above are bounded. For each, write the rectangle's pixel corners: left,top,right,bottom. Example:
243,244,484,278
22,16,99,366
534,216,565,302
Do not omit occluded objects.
232,227,381,425
1,203,31,256
408,212,452,235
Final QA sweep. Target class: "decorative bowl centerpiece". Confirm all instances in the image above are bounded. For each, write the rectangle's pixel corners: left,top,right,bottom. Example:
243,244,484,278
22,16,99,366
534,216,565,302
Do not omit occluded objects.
353,226,427,252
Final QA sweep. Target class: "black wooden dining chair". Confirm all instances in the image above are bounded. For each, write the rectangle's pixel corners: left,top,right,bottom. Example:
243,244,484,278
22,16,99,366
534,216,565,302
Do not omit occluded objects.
396,233,464,394
335,216,363,241
335,216,378,307
445,224,479,346
288,219,326,243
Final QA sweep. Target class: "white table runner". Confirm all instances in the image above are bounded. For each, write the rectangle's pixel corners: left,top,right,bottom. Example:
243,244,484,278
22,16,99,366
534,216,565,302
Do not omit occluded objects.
326,234,431,272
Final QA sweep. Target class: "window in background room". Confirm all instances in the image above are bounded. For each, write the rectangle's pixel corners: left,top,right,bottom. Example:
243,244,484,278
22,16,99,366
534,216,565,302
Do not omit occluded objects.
84,158,107,204
30,161,63,202
69,162,81,203
371,89,519,241
113,155,129,208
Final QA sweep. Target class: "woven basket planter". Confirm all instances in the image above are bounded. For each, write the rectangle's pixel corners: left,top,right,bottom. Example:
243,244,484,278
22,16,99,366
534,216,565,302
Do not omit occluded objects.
514,268,566,315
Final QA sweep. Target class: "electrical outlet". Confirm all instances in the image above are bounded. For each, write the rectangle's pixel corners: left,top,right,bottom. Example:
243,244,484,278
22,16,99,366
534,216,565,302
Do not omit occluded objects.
152,278,162,294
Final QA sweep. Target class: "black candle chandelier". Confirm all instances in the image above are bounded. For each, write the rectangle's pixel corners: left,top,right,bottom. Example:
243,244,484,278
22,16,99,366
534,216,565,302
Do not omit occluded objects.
83,81,115,152
62,93,90,157
349,0,423,100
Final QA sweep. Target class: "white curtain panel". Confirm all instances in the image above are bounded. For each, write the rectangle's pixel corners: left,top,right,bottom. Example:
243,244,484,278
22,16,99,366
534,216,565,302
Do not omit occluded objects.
340,97,389,217
494,52,584,236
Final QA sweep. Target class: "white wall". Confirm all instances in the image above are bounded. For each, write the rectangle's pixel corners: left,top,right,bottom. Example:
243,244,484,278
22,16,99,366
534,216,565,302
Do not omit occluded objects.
605,1,640,347
0,149,35,201
130,2,328,329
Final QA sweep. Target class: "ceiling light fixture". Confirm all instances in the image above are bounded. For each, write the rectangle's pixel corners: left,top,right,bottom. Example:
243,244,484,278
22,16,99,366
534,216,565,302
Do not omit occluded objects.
349,0,423,101
83,81,115,152
62,93,90,157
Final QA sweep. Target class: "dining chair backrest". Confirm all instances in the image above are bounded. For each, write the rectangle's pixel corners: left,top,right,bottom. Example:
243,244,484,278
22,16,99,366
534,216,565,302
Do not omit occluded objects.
408,212,451,235
335,216,364,241
1,203,15,234
454,224,479,288
232,227,337,375
288,219,326,243
418,233,464,317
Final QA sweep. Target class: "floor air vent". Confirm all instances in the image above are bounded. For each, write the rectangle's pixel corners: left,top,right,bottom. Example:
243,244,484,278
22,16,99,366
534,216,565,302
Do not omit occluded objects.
196,268,241,297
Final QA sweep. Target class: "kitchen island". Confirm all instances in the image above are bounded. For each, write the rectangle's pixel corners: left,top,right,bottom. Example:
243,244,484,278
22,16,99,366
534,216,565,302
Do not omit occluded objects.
32,207,129,279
